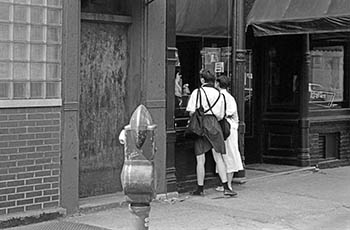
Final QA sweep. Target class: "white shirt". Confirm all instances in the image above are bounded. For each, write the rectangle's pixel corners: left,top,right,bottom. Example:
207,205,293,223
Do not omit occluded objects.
186,85,225,120
221,89,239,128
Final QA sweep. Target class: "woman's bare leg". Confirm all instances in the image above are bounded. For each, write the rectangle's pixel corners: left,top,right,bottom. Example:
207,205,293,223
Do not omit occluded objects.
227,172,234,190
211,150,227,183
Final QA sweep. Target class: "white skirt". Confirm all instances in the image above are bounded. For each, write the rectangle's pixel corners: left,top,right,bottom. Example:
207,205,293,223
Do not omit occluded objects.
222,119,244,173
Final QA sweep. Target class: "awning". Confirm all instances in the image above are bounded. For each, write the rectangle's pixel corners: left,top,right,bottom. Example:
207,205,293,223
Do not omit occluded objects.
247,0,350,37
176,0,232,38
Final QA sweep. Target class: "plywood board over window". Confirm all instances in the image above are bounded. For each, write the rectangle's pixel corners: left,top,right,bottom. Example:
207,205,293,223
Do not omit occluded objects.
0,0,63,107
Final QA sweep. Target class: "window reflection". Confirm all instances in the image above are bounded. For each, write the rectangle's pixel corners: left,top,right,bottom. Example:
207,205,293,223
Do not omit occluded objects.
310,46,344,108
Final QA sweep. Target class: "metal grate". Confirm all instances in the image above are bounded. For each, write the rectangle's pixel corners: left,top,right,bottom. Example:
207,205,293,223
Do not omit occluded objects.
318,135,326,158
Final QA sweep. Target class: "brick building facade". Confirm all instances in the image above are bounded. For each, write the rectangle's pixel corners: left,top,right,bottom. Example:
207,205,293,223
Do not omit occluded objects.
0,107,61,214
0,0,80,218
0,0,168,220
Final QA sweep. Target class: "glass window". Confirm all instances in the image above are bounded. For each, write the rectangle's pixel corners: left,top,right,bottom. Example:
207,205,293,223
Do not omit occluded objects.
0,62,10,79
14,5,28,22
0,82,10,99
0,42,9,59
0,24,10,40
31,0,44,5
0,2,62,104
13,43,29,60
47,8,61,24
0,3,10,21
310,46,344,109
30,7,44,24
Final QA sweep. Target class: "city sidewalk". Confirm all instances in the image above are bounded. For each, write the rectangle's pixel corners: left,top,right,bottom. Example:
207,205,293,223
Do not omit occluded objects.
8,164,350,230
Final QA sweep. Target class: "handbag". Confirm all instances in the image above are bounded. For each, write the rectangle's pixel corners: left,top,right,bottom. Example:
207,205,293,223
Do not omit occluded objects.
219,94,231,140
186,88,205,137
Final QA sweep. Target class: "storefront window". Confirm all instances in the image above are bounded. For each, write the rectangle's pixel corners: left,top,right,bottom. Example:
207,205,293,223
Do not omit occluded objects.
267,44,299,108
310,46,344,108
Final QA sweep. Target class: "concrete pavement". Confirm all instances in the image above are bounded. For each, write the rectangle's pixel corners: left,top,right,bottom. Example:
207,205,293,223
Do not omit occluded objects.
8,165,350,230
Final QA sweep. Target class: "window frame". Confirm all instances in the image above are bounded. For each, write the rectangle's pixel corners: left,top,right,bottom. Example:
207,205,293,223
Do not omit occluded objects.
309,45,344,109
309,36,350,111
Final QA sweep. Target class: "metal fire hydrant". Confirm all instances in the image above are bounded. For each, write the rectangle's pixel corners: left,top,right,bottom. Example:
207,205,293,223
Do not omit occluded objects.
119,105,157,230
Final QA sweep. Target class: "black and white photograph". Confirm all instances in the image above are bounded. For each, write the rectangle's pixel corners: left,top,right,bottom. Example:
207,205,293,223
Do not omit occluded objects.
0,0,350,229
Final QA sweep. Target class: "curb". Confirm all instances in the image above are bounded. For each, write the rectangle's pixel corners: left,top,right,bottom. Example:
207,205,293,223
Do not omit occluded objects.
245,166,317,182
78,191,180,215
0,207,66,229
78,193,127,214
78,167,318,214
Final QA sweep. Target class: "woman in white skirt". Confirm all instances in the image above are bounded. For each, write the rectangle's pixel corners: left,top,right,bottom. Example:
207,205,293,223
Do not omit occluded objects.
215,75,244,192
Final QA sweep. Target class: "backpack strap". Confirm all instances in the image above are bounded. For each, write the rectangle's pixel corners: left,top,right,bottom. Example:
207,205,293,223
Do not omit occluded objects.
222,93,227,117
195,87,202,109
201,88,221,116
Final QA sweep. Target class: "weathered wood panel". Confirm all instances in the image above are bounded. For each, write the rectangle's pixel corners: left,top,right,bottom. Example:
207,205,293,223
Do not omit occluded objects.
79,22,128,197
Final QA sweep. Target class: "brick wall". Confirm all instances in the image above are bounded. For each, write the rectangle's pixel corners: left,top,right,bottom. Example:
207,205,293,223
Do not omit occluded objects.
0,107,61,215
309,120,350,164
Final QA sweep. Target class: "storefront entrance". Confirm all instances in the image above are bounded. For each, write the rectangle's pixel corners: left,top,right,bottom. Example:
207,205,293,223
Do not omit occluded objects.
245,35,303,165
246,0,350,167
174,36,232,191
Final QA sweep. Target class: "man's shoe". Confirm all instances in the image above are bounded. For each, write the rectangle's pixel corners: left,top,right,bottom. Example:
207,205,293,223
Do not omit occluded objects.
215,186,224,192
190,190,204,196
224,189,237,197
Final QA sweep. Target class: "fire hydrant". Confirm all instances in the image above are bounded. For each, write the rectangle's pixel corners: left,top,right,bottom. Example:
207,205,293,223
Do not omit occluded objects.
119,105,157,230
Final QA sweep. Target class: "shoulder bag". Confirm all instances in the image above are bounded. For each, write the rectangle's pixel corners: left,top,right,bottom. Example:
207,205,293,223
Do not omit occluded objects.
186,88,205,137
219,94,231,140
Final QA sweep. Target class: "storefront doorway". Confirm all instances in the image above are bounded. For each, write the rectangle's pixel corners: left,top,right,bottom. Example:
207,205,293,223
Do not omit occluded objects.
245,35,303,165
174,36,232,191
246,0,350,167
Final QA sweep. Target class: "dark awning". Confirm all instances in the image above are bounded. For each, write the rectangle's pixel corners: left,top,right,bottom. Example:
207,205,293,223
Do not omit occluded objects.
176,0,232,38
247,0,350,37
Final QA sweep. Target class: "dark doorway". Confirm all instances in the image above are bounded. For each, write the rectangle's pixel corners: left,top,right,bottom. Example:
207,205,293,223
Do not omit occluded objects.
245,35,303,165
174,36,231,191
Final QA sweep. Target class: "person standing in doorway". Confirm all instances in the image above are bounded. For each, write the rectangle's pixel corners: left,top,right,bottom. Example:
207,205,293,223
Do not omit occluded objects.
186,69,236,196
214,75,243,193
175,67,183,107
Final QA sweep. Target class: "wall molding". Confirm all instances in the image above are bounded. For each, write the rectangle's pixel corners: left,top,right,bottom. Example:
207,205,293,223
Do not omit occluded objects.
146,99,166,109
81,13,132,24
63,101,79,111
